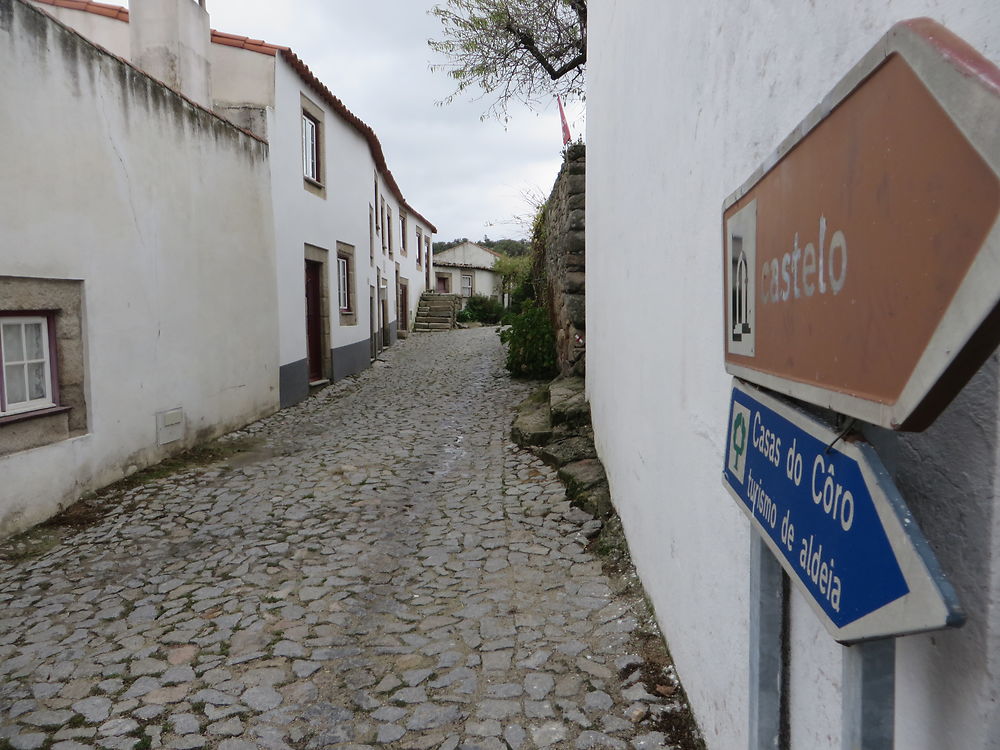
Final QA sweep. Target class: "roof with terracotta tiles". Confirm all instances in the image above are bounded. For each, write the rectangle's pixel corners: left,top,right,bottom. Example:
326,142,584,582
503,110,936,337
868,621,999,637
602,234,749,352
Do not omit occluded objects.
29,0,436,233
208,29,286,56
31,0,128,20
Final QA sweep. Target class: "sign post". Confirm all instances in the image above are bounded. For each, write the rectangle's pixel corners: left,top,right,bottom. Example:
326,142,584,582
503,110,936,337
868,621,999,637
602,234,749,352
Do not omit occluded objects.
722,18,1000,431
723,379,963,643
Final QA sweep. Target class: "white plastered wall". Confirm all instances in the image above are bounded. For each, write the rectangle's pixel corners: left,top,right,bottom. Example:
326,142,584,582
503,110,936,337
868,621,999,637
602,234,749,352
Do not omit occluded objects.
586,1,999,748
26,2,130,56
0,0,278,537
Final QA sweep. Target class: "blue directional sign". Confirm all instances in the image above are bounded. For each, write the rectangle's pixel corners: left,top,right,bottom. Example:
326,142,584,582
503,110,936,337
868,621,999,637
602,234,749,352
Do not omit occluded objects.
723,379,964,643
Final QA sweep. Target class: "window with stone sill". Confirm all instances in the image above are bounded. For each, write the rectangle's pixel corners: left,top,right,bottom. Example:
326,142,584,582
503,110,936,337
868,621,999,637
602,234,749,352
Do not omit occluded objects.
0,314,57,417
302,112,320,183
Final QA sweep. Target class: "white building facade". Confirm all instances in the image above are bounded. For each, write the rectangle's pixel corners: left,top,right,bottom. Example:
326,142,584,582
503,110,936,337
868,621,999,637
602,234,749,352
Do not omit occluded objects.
29,0,437,409
0,0,278,538
212,35,437,406
1,0,437,538
587,1,1000,749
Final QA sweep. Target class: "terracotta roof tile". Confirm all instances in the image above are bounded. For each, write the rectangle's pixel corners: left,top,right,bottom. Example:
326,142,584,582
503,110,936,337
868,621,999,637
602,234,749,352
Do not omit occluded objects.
28,0,435,233
209,30,286,57
30,0,128,20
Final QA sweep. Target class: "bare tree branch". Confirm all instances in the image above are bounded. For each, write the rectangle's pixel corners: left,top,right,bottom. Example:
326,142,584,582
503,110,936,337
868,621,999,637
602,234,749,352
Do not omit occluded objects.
429,0,587,119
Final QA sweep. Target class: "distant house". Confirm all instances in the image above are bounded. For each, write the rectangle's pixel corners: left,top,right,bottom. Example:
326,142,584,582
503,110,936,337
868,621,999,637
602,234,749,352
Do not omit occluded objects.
433,242,503,307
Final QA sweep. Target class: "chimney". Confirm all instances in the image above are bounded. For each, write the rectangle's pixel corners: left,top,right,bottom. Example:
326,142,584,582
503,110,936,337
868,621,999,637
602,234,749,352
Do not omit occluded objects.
129,0,212,108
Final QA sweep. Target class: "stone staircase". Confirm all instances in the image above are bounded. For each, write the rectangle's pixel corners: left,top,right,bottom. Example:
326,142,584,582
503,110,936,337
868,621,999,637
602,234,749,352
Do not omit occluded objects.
413,292,460,331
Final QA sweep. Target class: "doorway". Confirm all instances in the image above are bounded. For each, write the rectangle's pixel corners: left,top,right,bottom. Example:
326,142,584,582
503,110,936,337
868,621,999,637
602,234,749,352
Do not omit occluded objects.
370,286,378,360
305,260,324,382
399,280,409,332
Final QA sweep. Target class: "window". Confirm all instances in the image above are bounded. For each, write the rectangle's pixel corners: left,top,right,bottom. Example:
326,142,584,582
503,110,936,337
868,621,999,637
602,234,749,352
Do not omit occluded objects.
461,274,473,298
337,243,358,326
387,206,393,256
302,113,319,182
301,95,325,195
337,257,350,312
1,315,55,416
400,214,408,256
416,228,423,268
380,199,387,249
369,204,376,265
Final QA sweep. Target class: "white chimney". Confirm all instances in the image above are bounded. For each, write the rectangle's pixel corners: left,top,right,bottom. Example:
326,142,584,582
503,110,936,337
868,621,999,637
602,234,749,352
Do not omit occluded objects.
129,0,212,108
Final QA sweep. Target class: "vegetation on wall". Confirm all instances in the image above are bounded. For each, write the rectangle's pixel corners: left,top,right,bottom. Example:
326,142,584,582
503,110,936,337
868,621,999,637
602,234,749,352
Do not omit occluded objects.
459,294,506,324
498,200,558,378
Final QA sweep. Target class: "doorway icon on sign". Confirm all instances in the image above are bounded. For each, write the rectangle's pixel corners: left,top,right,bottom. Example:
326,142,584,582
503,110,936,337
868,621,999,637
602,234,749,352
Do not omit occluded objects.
727,200,756,357
727,401,751,484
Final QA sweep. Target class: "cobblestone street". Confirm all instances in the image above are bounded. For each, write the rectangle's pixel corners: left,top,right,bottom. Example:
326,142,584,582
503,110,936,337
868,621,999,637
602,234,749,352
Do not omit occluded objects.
0,328,673,750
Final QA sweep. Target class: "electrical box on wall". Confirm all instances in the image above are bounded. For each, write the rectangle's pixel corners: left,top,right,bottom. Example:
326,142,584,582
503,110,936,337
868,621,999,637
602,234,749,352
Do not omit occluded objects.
156,407,184,445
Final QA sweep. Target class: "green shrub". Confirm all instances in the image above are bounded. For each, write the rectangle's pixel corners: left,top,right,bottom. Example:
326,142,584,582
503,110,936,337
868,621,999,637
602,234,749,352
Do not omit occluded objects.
456,308,474,323
498,301,557,379
464,294,505,324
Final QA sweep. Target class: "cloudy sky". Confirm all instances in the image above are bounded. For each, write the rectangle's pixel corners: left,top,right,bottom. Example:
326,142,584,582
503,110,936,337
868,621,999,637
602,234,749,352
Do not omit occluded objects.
125,0,585,241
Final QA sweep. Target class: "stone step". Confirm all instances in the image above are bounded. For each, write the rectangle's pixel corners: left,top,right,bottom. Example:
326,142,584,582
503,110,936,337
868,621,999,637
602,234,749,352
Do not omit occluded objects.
414,322,452,331
511,392,553,447
415,314,452,322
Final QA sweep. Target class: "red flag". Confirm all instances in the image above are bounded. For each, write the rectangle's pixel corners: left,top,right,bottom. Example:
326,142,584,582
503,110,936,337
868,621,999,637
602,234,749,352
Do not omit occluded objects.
557,95,572,145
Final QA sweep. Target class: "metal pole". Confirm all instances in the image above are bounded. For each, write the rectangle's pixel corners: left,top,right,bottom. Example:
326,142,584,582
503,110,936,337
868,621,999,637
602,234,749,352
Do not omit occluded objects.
749,535,785,750
841,638,896,750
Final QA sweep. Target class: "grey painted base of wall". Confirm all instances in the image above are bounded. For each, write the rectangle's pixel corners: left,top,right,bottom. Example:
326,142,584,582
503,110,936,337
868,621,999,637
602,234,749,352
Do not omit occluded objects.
279,359,309,408
333,338,371,382
389,320,397,346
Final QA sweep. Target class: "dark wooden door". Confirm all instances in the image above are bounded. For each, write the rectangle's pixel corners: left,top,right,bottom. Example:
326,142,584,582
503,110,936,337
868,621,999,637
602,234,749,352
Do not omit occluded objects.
399,282,409,331
305,260,323,382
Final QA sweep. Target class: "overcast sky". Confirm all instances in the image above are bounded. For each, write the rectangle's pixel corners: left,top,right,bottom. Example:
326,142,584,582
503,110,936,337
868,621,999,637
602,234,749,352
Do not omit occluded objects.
125,0,585,241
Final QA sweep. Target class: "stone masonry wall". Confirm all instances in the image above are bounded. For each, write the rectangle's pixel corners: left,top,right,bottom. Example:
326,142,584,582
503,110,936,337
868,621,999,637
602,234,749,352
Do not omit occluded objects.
540,143,586,376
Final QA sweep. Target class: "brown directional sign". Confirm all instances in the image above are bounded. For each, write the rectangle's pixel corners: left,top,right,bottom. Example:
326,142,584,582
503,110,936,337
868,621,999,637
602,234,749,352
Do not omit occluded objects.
722,19,1000,430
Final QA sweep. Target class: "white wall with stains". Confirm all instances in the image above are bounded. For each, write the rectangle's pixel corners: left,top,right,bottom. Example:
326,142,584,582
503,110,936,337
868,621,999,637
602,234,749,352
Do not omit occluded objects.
0,0,278,537
586,1,999,748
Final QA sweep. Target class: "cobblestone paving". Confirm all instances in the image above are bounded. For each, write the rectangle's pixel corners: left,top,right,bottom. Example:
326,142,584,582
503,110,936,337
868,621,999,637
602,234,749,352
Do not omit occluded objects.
0,328,671,750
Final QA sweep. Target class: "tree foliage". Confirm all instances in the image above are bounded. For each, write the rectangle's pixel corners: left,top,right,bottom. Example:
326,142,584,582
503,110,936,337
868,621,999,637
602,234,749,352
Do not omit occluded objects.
433,237,530,256
493,254,532,300
429,0,587,118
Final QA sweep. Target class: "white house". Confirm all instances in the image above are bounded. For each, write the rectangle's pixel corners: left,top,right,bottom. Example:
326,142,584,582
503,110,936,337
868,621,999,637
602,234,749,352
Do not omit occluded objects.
0,0,278,538
432,241,502,306
210,28,437,404
0,0,439,538
587,2,1000,749
29,0,437,408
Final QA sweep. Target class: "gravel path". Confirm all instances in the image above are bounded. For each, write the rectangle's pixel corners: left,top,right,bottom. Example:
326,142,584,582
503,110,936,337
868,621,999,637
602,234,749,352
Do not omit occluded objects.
0,328,672,750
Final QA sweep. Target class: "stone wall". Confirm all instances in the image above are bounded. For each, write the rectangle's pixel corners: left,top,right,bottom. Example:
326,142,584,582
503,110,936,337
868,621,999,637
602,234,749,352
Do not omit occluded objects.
540,144,586,376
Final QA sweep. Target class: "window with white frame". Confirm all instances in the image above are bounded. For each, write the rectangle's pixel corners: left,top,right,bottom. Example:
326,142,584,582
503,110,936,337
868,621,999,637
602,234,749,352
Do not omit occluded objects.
1,315,55,416
337,256,350,312
461,274,473,297
302,112,320,182
400,214,408,255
